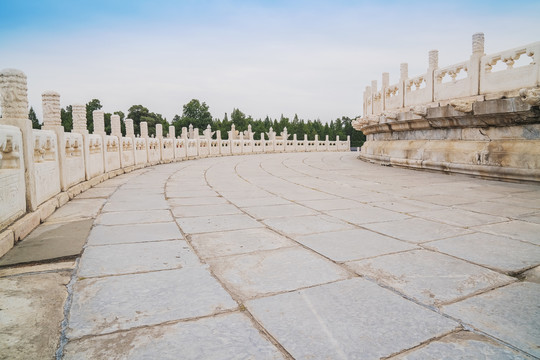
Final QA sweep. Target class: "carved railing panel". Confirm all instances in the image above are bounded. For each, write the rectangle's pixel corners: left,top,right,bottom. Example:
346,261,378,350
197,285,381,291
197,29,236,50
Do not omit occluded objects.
32,129,61,205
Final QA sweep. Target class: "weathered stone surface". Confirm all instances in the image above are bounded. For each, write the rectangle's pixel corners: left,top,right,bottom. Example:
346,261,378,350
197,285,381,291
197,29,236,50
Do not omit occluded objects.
176,214,263,234
63,312,285,360
298,198,363,211
414,208,508,227
87,222,183,246
295,228,417,262
190,228,294,259
0,230,14,258
425,232,540,274
472,220,540,245
171,203,241,217
95,209,173,225
247,278,459,359
8,211,40,241
0,271,70,360
346,250,514,306
45,198,106,223
0,219,92,266
327,205,410,225
78,240,200,277
67,267,237,339
232,196,291,208
101,198,168,212
242,203,318,219
168,196,228,206
263,214,354,236
208,246,350,299
442,282,540,357
391,331,533,359
362,217,472,243
74,186,117,199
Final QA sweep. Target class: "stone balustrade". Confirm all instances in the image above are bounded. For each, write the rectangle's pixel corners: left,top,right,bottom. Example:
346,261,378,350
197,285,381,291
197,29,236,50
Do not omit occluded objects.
0,68,350,256
356,33,540,123
352,33,540,182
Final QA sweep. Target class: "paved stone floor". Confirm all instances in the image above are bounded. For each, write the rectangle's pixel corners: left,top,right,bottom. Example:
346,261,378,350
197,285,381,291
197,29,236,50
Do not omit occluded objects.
1,152,540,359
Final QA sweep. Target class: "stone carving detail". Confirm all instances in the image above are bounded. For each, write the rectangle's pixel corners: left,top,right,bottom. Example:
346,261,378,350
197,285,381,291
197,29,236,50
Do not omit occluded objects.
450,99,474,113
411,106,428,117
519,88,540,106
89,137,102,154
472,32,485,54
203,124,215,139
429,50,439,69
33,131,56,163
72,105,87,132
111,115,121,135
42,91,61,127
125,119,134,136
140,122,149,138
106,137,118,152
0,69,28,120
383,112,398,121
93,110,105,135
0,133,21,169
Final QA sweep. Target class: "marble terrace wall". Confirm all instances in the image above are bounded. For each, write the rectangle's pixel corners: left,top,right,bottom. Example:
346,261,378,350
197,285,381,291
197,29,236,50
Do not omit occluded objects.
353,33,540,182
0,69,350,257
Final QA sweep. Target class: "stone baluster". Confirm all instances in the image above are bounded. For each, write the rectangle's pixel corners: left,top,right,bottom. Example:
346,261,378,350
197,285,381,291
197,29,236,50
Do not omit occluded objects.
93,110,105,136
469,32,484,95
382,73,389,110
140,122,149,138
168,125,175,138
42,91,61,128
429,50,439,70
72,104,87,133
0,69,37,210
156,124,163,139
111,115,121,138
125,119,134,137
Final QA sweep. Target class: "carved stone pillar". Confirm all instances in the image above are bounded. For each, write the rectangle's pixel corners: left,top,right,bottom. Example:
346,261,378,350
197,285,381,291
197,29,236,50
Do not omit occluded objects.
72,105,87,133
0,69,37,210
168,125,175,138
93,110,105,136
42,91,61,128
125,119,134,137
156,124,163,139
111,114,121,138
140,122,149,138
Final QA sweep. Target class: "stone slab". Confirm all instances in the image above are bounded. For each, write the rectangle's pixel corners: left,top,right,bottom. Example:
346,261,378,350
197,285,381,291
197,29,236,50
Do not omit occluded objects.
414,208,508,227
171,203,241,218
67,267,238,339
232,196,291,208
392,331,533,359
176,214,263,234
166,189,218,198
263,214,355,236
78,240,200,277
86,222,183,246
208,246,350,299
362,217,472,243
298,198,364,211
63,312,285,360
101,198,169,212
168,196,229,206
295,228,417,262
521,266,540,283
472,220,540,245
74,186,117,199
326,206,410,225
45,198,106,223
455,201,539,219
369,199,445,213
425,232,540,274
346,250,514,306
0,271,70,360
0,260,75,277
189,228,294,259
246,278,459,359
95,209,173,225
0,219,93,267
442,282,540,357
242,203,318,219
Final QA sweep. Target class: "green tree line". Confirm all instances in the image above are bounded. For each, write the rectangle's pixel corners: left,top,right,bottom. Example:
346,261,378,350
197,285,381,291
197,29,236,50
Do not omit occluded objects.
28,98,365,147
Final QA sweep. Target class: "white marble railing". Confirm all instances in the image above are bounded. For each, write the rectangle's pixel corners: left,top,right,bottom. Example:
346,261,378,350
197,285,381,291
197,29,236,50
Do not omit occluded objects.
0,68,350,245
359,33,540,122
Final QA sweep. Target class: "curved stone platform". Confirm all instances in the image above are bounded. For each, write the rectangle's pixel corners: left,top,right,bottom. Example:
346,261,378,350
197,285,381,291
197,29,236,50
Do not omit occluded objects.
1,152,539,359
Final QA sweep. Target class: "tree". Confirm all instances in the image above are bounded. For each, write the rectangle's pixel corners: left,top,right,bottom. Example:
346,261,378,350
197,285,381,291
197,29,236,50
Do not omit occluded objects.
28,107,40,129
61,105,73,132
173,99,213,131
86,99,103,133
231,108,248,131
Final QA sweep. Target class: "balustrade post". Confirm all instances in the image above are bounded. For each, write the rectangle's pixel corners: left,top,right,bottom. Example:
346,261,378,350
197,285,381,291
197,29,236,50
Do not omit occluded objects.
0,69,37,210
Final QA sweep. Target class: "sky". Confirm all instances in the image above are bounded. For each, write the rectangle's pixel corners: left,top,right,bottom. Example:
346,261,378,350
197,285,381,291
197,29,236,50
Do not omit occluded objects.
1,0,539,124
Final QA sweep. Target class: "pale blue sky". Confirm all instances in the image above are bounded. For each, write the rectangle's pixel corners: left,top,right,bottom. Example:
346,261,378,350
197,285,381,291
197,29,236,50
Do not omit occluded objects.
1,0,539,122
